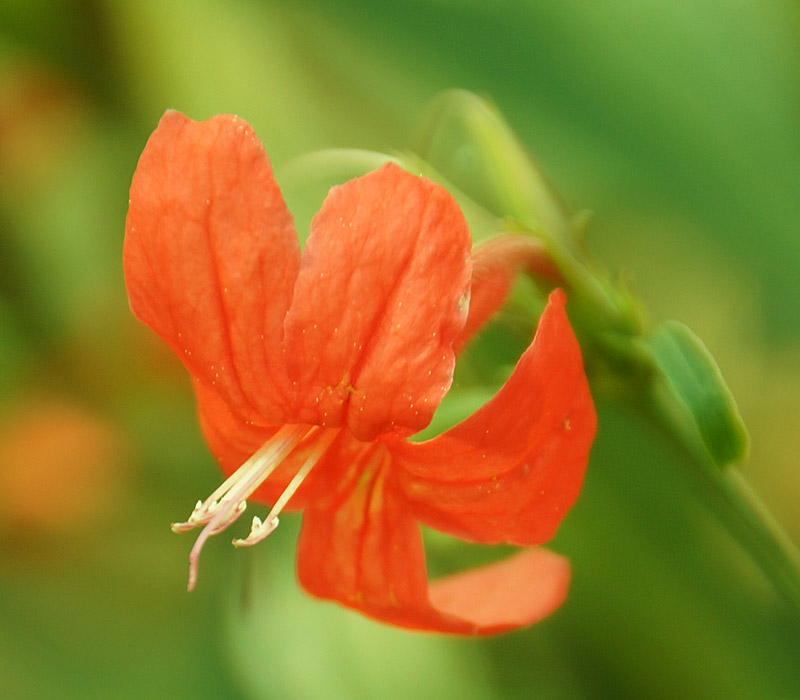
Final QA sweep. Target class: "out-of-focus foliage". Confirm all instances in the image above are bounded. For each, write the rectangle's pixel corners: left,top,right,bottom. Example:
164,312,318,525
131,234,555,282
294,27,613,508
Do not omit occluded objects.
1,1,799,698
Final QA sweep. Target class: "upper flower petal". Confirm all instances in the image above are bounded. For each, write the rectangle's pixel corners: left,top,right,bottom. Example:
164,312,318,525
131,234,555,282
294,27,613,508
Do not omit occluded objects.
124,111,300,425
391,290,596,545
283,163,472,441
296,436,570,634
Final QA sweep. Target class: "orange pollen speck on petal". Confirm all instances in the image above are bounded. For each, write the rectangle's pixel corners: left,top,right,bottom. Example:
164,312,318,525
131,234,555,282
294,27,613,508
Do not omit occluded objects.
170,424,338,591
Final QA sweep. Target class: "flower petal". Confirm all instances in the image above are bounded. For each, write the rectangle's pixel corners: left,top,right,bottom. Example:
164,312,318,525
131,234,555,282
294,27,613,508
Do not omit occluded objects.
283,163,472,441
124,111,300,425
455,235,562,354
391,290,596,545
296,438,569,634
428,548,570,633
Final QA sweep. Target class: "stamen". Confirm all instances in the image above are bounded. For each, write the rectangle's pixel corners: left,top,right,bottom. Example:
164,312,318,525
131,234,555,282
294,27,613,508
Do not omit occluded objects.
233,428,339,547
171,423,313,591
172,424,303,534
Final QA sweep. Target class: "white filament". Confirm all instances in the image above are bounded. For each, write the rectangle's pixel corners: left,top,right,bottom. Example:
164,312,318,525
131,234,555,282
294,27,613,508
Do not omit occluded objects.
170,423,324,591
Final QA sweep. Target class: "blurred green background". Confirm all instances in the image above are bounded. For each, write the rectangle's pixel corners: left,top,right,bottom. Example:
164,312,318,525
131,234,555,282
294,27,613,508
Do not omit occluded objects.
1,1,799,698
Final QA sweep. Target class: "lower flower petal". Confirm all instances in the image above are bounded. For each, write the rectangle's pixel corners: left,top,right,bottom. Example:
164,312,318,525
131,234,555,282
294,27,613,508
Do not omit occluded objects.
428,548,570,633
391,289,596,546
295,437,569,634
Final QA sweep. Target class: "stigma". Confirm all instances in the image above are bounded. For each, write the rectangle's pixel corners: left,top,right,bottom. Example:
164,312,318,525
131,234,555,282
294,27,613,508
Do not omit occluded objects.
171,423,338,590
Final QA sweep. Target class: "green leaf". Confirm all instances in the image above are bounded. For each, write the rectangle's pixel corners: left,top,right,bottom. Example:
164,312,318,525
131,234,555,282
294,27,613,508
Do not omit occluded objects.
647,320,749,468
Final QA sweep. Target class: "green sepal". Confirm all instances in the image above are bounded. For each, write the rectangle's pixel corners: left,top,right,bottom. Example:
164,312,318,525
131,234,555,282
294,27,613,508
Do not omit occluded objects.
647,320,749,469
411,89,573,249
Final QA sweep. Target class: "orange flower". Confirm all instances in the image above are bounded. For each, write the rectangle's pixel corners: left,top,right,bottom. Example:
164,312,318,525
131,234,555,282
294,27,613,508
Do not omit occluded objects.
123,112,595,634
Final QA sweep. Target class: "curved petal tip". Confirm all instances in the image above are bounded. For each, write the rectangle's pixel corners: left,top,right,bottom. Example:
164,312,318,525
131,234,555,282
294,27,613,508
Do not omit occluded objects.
429,548,571,635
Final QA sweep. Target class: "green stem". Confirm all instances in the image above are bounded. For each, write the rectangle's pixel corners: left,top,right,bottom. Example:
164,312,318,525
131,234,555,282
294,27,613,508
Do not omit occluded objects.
706,467,800,613
718,469,800,612
642,400,800,615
